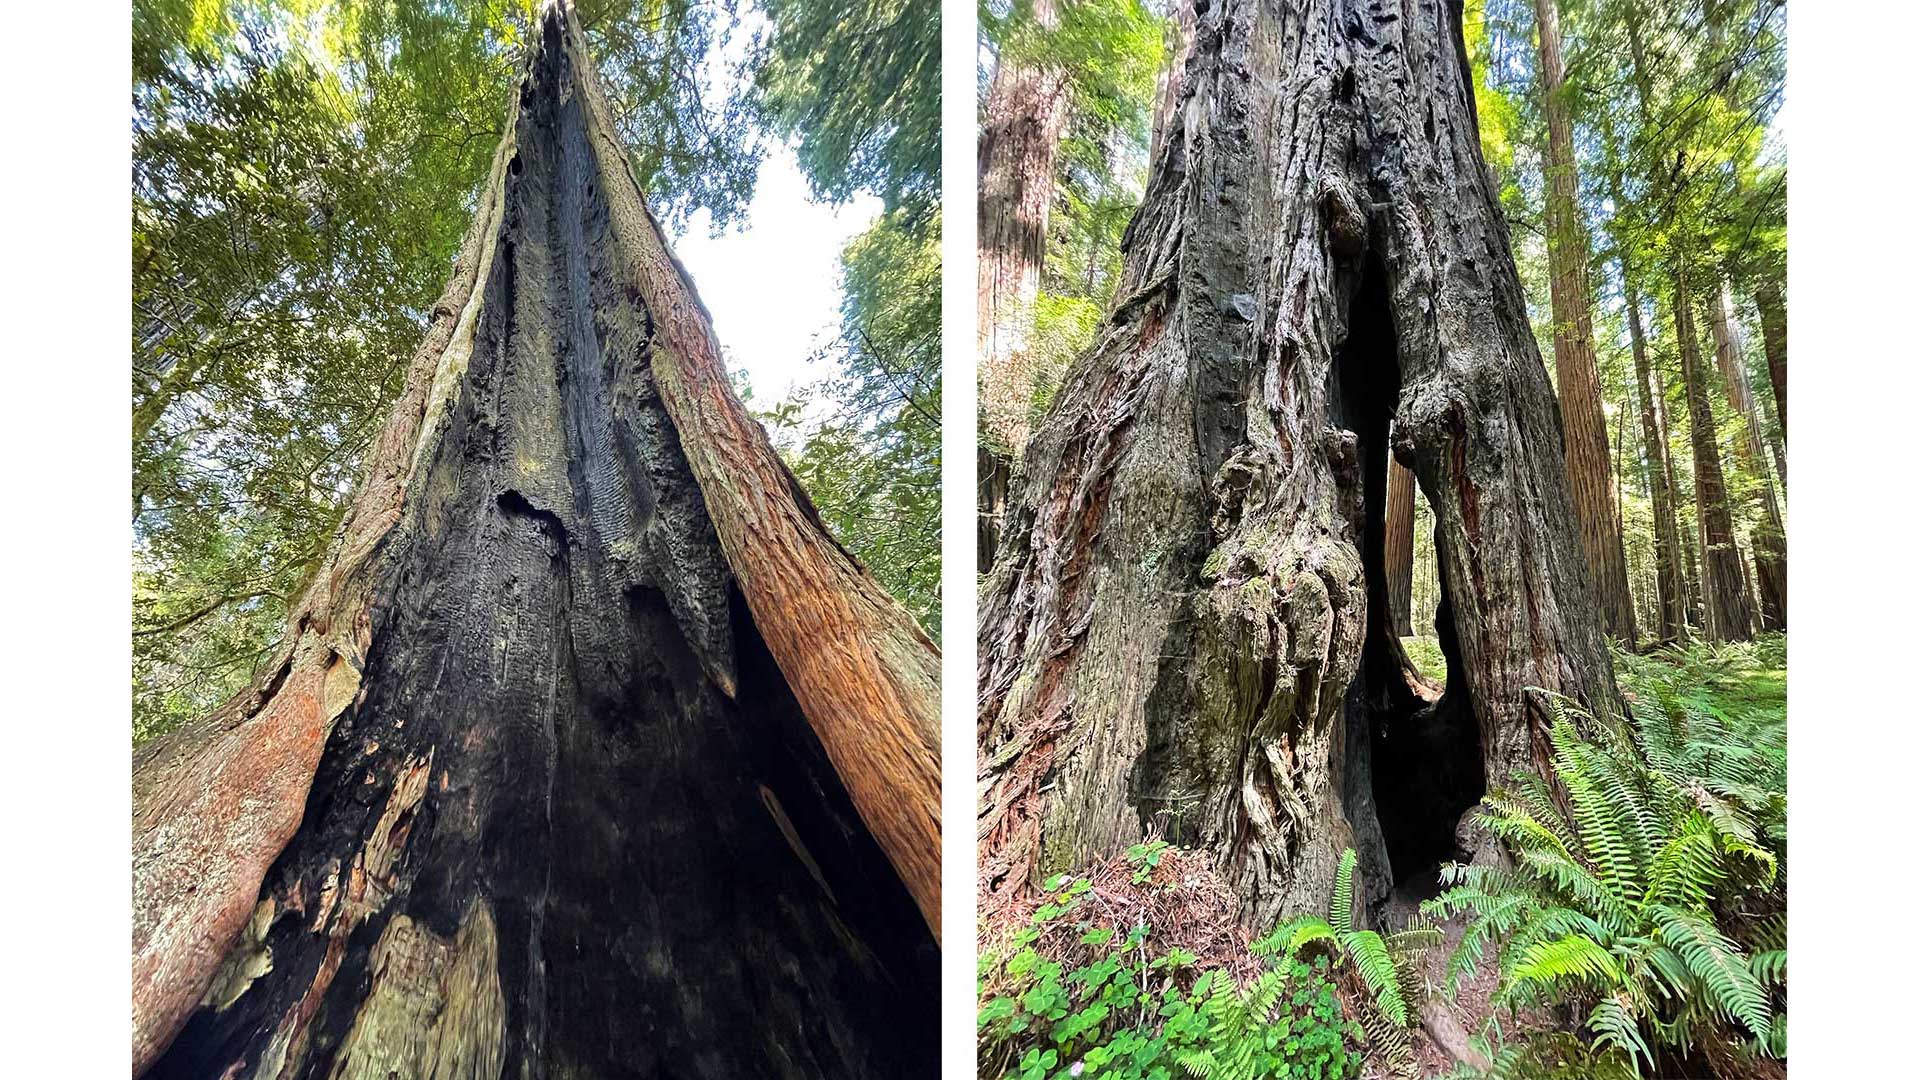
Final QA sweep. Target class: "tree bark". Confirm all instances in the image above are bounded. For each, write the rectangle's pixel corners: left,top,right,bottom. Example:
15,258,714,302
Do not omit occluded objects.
132,6,939,1076
978,0,1071,568
1617,254,1688,643
1673,261,1754,642
1711,280,1787,629
1755,278,1786,443
978,0,1618,930
1530,0,1636,646
1385,455,1416,639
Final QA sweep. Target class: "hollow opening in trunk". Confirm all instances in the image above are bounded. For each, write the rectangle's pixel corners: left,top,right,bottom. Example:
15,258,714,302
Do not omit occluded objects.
1333,256,1486,911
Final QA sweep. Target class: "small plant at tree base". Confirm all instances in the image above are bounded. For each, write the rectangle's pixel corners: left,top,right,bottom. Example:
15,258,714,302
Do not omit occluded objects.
1126,839,1172,883
1423,688,1785,1077
978,869,1364,1080
1252,848,1439,1077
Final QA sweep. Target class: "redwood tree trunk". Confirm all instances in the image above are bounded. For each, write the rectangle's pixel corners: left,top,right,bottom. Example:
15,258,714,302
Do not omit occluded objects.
1531,0,1636,646
1711,281,1787,629
132,7,939,1076
1622,273,1688,643
978,0,1070,568
1673,261,1755,642
978,0,1618,930
1385,456,1416,639
1755,278,1786,443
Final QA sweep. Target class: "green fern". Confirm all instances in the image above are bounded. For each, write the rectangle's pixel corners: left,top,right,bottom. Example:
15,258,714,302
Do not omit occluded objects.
1424,684,1785,1077
1252,847,1433,1077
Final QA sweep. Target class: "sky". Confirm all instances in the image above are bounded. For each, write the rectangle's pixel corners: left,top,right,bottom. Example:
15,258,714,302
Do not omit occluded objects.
668,149,883,407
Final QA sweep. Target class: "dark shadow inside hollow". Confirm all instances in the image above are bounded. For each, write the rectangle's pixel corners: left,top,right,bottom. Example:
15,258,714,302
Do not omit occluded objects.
1333,256,1486,910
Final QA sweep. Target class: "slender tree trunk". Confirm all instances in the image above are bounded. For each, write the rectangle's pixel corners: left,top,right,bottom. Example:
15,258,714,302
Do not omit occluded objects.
1755,278,1786,443
978,0,1070,569
132,7,940,1076
1711,281,1787,629
1621,274,1687,643
1530,0,1636,646
1385,455,1416,638
978,0,1618,929
1673,262,1755,642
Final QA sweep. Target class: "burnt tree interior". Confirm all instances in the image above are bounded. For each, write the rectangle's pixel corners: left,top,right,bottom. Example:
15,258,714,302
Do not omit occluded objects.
1332,257,1485,909
143,18,934,1077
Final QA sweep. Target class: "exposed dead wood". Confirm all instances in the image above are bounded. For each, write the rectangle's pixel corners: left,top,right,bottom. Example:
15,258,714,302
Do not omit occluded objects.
132,4,937,1075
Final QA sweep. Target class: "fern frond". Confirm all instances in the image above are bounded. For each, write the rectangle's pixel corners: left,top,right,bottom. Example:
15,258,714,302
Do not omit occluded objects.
1648,904,1771,1043
1331,846,1359,933
1587,995,1654,1077
1508,934,1623,994
1342,928,1410,1027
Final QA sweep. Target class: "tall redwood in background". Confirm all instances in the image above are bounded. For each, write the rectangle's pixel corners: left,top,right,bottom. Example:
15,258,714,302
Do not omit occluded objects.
1674,263,1755,641
978,0,1618,929
978,0,1070,568
1531,0,1636,645
1712,281,1787,629
1384,457,1417,638
131,6,940,1076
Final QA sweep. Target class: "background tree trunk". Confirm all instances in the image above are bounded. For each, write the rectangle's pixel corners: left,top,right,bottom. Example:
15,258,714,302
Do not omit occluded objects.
1711,280,1787,629
1623,277,1688,643
132,7,939,1076
978,0,1618,931
1531,0,1636,646
978,0,1070,569
1755,278,1786,442
1673,262,1755,642
1384,456,1416,639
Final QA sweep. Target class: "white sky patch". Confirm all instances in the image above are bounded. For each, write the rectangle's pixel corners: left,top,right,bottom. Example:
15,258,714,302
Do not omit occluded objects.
668,148,882,408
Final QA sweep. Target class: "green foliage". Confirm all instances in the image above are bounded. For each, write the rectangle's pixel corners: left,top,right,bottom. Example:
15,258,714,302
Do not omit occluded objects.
763,209,942,636
1252,849,1438,1077
1125,839,1170,883
978,874,1362,1080
1424,655,1786,1077
753,0,939,217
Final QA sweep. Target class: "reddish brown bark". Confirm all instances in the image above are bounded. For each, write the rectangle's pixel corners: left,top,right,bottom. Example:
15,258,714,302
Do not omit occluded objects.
1623,278,1689,643
1385,456,1416,639
1756,278,1786,443
1531,0,1636,646
1674,262,1755,642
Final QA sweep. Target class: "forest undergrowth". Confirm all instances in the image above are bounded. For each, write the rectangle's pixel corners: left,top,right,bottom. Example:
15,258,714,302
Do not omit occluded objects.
977,634,1787,1080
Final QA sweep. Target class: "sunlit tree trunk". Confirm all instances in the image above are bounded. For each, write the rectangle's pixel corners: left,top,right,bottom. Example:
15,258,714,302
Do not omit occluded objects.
132,7,940,1076
1385,456,1416,639
979,0,1618,929
1674,263,1755,642
1755,278,1786,443
1622,281,1688,643
1711,280,1787,629
1530,0,1636,645
978,0,1070,569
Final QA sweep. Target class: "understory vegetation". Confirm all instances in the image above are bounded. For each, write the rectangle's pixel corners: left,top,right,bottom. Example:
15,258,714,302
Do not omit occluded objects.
979,636,1786,1080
